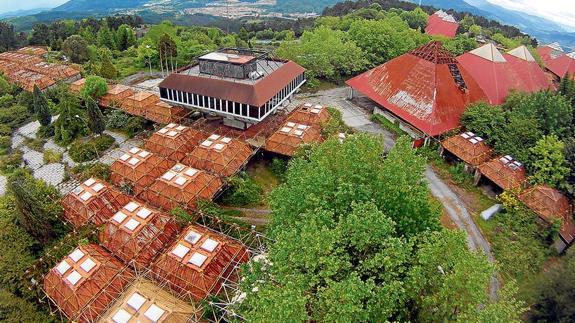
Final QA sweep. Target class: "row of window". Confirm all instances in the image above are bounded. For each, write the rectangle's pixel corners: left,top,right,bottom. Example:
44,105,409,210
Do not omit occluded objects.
159,72,305,120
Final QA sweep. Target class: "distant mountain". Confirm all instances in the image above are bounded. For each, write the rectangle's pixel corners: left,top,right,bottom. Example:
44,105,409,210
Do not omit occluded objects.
0,8,52,19
53,0,150,12
410,0,575,49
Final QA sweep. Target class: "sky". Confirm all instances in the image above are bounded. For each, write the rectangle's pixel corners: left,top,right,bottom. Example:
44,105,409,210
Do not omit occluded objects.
484,0,575,31
0,0,67,14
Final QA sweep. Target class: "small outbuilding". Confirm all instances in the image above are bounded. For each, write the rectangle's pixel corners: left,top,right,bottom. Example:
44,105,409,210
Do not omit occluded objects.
99,200,179,268
144,124,208,163
99,84,135,108
152,224,250,301
43,244,134,322
265,121,322,157
61,178,131,228
287,103,331,126
476,155,527,191
441,132,492,169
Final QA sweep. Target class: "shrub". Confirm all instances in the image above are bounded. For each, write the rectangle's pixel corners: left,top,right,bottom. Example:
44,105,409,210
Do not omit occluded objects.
23,137,44,152
37,124,55,139
447,163,473,186
322,107,350,136
80,75,108,99
68,134,115,162
70,163,111,181
43,149,63,164
0,94,14,107
0,152,22,174
0,105,30,128
105,110,145,137
220,172,263,206
269,157,288,180
0,124,11,136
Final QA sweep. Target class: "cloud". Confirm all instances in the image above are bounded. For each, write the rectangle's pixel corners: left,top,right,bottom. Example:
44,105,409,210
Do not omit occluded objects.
484,0,575,31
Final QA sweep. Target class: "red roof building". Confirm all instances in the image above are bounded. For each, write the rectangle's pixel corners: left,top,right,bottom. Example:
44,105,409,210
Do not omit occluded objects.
99,200,179,268
152,225,249,301
519,185,575,246
504,46,553,92
477,155,527,191
536,42,565,62
441,131,492,167
99,84,135,108
140,163,223,212
144,124,208,163
425,10,459,38
287,103,331,126
110,147,175,195
61,178,131,228
265,121,323,156
545,52,575,79
43,244,134,322
182,134,253,177
347,41,487,136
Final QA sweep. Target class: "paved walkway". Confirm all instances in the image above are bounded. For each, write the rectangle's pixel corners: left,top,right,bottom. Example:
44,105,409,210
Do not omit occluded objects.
293,87,499,298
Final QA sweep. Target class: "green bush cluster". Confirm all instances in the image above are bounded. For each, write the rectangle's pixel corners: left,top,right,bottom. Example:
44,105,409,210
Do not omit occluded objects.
220,173,263,207
70,162,111,181
105,110,146,137
68,134,115,162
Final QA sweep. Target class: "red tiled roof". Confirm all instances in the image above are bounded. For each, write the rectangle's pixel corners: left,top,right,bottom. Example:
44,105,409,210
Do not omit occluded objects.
545,54,575,79
425,13,459,38
478,155,527,191
347,41,487,136
441,131,492,166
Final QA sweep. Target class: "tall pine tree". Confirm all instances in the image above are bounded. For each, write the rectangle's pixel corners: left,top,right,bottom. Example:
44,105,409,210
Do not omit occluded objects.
33,84,51,126
85,96,105,135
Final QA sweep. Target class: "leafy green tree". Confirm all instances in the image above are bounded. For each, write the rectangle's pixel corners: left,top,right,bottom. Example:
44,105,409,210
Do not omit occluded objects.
529,135,570,188
62,35,89,63
0,289,51,322
440,35,479,56
0,75,11,96
348,16,429,65
116,24,135,51
406,230,494,321
7,169,65,245
495,114,542,163
459,15,475,33
530,250,575,322
461,102,506,144
399,7,429,30
80,75,108,99
99,55,118,79
458,281,526,322
158,33,178,75
468,24,483,37
85,96,106,135
29,23,51,46
276,26,368,81
97,24,116,49
54,93,89,145
33,85,51,127
220,173,263,206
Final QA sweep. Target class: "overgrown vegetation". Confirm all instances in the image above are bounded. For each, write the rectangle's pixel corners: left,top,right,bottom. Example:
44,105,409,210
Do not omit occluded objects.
68,134,115,162
219,172,264,207
70,162,111,181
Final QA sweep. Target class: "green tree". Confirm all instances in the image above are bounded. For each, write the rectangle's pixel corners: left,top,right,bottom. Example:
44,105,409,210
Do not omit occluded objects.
0,289,51,322
399,7,429,30
116,24,135,51
459,15,475,33
0,75,11,96
97,24,116,49
32,85,51,127
99,55,118,79
85,96,106,135
468,24,483,37
530,250,575,322
529,135,570,188
62,35,89,64
275,26,367,81
7,169,65,245
54,93,89,145
461,102,506,144
440,35,479,56
80,75,108,99
458,281,526,322
495,114,542,163
158,33,178,75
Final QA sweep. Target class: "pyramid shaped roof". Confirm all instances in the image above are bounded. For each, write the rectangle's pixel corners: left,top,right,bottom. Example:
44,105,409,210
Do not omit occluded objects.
507,45,535,62
545,53,575,79
347,41,487,136
470,43,507,63
536,42,565,62
425,12,459,38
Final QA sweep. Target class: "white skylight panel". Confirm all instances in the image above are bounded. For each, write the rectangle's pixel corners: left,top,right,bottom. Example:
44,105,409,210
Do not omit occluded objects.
500,157,510,164
119,154,131,161
69,249,85,262
296,124,308,130
92,183,105,192
172,164,185,172
461,133,470,138
72,186,84,195
83,178,96,187
127,292,146,311
304,103,312,107
314,104,322,109
174,176,188,186
201,238,219,252
201,140,213,147
162,171,177,181
124,219,141,231
129,147,140,154
128,157,140,166
171,244,190,258
209,134,220,140
504,155,513,161
113,211,128,223
184,231,202,244
311,108,321,114
167,131,178,137
144,304,166,322
136,208,152,219
287,122,296,127
56,260,71,275
469,138,478,144
80,191,93,201
112,309,132,323
125,202,139,212
189,252,208,267
294,130,304,137
475,137,484,142
80,258,96,272
213,143,225,151
167,123,177,128
66,270,82,286
184,168,198,177
138,151,150,158
158,128,169,134
280,127,291,133
176,125,186,131
221,137,232,143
